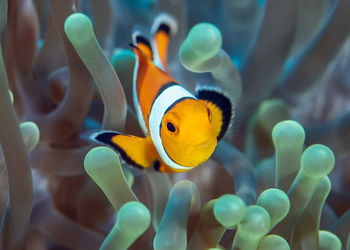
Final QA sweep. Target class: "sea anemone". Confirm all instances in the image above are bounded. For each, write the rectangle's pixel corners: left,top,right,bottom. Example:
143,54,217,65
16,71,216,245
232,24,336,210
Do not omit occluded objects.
0,0,349,249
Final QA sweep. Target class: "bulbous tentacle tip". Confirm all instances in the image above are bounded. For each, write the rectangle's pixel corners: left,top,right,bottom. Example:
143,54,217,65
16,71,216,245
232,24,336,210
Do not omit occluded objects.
258,234,290,250
272,120,305,148
213,194,246,229
20,121,40,152
238,205,271,237
256,188,290,229
84,146,121,172
179,23,222,67
301,144,335,178
117,201,151,233
319,230,342,250
64,13,94,46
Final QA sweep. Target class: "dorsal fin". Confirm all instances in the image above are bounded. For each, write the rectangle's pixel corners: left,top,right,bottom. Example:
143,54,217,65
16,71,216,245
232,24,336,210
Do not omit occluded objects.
151,13,178,72
132,32,153,61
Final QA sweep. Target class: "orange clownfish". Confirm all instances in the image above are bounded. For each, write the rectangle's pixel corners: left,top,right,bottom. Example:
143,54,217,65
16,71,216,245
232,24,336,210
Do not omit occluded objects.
89,14,233,173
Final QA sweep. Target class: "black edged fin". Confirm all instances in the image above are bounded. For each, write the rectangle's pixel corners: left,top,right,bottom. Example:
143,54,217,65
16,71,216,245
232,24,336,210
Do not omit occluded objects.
92,130,120,146
90,130,143,169
196,87,233,140
150,13,178,71
158,23,170,34
151,13,178,37
87,130,157,170
153,160,161,171
132,32,153,60
129,43,137,48
153,160,172,173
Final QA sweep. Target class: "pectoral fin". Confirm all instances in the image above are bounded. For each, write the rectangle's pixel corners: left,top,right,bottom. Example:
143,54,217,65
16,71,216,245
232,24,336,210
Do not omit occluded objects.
153,160,173,173
91,131,158,169
196,88,233,140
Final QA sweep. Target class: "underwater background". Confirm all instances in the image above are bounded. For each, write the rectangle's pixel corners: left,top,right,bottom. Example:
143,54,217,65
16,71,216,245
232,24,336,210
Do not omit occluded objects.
0,0,349,249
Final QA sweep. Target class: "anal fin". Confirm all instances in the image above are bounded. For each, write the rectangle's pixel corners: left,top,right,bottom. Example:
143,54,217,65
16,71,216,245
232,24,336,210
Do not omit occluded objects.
91,131,157,169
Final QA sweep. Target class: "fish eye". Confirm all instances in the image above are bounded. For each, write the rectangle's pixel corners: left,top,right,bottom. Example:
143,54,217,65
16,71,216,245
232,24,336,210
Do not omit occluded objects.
166,122,176,132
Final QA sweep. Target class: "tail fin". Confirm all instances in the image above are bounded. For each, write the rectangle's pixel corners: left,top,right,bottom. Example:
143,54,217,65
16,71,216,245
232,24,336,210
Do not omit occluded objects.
151,13,178,72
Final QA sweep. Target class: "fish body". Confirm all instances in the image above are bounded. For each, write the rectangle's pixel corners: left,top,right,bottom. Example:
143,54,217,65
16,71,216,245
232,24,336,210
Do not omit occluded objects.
90,14,233,173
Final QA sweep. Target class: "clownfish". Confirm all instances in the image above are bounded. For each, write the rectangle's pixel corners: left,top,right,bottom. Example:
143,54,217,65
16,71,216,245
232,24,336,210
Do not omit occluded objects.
89,14,233,173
